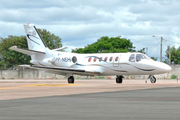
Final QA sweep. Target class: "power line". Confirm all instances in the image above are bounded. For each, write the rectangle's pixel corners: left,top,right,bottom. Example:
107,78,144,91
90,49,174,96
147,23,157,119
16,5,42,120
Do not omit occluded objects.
163,39,180,45
148,42,160,55
134,39,161,53
163,40,173,46
134,40,154,47
163,40,170,47
133,37,180,58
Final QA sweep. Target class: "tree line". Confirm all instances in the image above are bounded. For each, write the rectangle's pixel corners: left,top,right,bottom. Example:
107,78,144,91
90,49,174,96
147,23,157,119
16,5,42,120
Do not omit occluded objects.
0,29,62,69
0,28,178,69
72,36,135,53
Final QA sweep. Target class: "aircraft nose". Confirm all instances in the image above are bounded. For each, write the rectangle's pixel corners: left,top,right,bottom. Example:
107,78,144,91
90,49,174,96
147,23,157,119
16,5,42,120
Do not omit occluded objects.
160,63,171,72
165,64,171,72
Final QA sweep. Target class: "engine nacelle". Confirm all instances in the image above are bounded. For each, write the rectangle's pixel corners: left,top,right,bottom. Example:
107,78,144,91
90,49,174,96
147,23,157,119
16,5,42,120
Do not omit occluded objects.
49,56,75,67
30,58,54,66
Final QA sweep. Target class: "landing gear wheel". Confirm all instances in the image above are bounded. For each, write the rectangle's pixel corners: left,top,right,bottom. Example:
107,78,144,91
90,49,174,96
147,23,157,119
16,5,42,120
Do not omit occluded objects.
68,76,74,84
150,76,156,83
116,76,123,84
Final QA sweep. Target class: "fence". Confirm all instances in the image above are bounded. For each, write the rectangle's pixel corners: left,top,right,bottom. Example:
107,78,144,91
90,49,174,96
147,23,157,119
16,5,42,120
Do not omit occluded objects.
0,67,64,79
0,65,179,79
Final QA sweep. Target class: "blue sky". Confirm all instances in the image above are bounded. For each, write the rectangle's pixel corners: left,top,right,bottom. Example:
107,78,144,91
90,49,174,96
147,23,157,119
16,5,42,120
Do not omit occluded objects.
0,0,180,59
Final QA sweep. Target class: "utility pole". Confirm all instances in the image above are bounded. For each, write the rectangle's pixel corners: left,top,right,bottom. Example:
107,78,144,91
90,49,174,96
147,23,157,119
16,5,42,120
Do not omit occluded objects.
1,68,3,79
160,37,163,62
169,46,171,65
152,35,163,62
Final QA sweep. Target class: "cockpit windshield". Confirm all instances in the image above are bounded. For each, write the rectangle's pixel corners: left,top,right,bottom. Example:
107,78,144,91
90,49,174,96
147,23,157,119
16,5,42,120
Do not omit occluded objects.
136,54,148,62
129,54,149,62
129,54,135,62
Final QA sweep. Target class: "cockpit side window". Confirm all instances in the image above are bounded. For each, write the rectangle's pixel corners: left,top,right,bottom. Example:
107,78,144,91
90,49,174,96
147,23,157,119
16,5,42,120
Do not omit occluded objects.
129,54,135,62
136,54,148,62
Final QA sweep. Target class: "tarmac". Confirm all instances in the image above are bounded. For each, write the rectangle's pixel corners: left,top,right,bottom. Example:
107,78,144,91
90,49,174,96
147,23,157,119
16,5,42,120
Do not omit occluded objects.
0,79,180,120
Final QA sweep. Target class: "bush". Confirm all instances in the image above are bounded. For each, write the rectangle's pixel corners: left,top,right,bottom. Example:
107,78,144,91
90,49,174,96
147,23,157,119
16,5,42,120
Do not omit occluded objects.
95,76,105,79
171,74,178,79
76,76,81,79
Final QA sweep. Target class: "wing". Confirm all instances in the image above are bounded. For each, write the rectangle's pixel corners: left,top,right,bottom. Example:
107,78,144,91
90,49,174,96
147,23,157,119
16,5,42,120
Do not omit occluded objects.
21,65,101,76
10,46,45,55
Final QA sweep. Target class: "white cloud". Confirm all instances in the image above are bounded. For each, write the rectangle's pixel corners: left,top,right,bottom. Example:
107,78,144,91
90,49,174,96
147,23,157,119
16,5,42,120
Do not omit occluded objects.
0,0,180,59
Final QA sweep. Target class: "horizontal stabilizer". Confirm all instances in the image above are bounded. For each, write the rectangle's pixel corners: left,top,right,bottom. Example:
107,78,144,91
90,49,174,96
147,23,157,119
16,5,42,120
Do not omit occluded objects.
9,46,45,55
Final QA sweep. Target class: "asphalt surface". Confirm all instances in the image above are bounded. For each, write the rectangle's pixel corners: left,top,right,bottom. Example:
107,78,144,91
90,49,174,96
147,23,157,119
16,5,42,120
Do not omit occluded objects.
0,87,180,120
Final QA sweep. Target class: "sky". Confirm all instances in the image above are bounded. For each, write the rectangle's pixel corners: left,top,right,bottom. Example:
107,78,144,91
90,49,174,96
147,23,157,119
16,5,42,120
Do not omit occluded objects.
0,0,180,60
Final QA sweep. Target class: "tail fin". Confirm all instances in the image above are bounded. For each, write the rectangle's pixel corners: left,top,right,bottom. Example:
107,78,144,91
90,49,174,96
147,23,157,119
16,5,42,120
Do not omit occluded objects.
24,23,47,52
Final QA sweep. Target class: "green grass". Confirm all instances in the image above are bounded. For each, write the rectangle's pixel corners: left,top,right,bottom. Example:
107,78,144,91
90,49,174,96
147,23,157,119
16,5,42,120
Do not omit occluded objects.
95,76,105,79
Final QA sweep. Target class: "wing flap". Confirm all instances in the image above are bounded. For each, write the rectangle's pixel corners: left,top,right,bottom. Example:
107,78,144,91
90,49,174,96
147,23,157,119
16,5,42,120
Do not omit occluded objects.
9,46,45,55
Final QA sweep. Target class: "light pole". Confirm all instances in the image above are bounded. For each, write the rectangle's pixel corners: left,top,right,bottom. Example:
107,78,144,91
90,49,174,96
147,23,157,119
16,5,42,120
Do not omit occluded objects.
152,35,163,62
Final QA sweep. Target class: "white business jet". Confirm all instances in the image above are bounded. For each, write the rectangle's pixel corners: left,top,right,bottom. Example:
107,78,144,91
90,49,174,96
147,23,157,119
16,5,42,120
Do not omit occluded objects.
10,23,171,84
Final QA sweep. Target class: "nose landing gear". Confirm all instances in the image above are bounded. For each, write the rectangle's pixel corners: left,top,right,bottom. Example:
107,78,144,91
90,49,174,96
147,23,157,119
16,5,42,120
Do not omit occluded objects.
149,75,156,83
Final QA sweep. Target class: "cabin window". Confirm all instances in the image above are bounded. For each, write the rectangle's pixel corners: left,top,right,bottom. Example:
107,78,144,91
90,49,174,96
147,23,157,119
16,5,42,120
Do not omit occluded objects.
88,57,92,62
94,57,97,62
109,57,113,62
136,54,148,62
115,57,119,61
58,58,60,61
104,57,108,62
99,57,102,62
129,54,135,62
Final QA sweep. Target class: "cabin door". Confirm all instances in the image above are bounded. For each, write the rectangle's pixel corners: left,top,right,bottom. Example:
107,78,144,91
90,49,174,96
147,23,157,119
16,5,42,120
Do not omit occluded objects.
113,55,120,67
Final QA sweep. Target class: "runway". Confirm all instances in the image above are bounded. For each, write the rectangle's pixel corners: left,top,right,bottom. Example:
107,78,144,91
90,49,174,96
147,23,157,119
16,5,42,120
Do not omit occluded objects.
0,79,180,119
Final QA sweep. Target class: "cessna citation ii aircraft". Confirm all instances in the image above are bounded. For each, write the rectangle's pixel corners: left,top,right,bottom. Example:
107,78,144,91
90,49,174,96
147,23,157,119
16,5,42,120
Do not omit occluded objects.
10,23,171,84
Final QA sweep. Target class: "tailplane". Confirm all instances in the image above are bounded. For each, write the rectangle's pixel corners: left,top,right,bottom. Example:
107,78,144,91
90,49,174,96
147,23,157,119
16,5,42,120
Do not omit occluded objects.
24,23,47,52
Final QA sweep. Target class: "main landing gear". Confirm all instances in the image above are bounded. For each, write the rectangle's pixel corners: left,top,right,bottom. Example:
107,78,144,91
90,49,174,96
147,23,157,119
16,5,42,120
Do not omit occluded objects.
149,75,156,83
68,76,74,84
116,75,124,83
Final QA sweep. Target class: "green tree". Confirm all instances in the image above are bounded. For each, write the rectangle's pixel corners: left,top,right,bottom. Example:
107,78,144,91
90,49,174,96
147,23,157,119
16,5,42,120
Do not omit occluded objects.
37,29,62,49
137,48,146,54
165,46,180,64
151,57,158,61
0,36,29,69
72,36,135,53
0,29,62,69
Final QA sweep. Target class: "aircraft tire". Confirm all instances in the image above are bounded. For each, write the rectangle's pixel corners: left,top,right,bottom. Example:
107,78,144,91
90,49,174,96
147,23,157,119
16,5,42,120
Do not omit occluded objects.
150,76,156,83
116,77,123,83
68,76,74,84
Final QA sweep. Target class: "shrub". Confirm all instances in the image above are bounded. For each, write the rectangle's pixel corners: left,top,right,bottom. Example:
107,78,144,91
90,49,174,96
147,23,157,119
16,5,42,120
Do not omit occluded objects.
171,74,178,79
95,76,105,79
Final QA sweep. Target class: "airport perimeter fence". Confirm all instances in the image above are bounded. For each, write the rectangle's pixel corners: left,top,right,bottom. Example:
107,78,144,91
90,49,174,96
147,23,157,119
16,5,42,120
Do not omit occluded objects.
0,67,64,80
0,65,179,80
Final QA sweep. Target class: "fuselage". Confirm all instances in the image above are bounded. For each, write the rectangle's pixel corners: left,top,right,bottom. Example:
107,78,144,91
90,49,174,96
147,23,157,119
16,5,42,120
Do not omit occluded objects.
31,48,171,76
10,23,172,84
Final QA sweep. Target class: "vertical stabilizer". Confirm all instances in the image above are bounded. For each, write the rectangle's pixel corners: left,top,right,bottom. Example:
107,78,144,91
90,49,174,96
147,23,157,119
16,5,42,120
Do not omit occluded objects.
24,23,47,52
